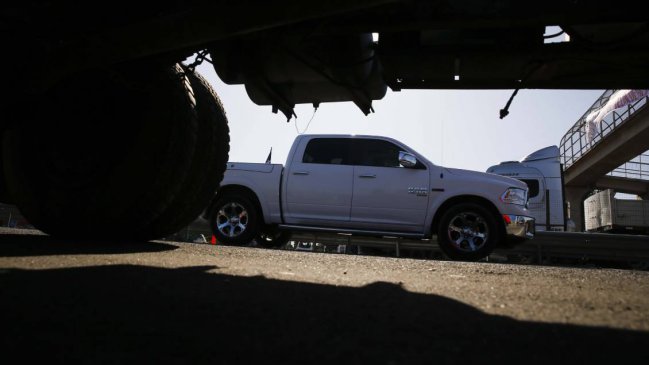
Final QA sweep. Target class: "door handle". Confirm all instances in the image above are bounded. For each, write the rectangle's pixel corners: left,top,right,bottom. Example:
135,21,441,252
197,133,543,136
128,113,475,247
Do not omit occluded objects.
359,174,376,178
293,171,309,175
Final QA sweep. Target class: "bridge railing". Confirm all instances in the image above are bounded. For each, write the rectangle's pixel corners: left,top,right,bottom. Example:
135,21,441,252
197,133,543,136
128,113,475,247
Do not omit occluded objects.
609,152,649,180
560,90,649,174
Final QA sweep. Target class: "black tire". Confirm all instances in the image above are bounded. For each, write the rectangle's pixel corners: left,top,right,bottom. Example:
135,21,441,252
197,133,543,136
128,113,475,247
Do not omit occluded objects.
437,203,499,261
256,229,292,248
210,193,260,246
1,63,217,240
144,65,230,236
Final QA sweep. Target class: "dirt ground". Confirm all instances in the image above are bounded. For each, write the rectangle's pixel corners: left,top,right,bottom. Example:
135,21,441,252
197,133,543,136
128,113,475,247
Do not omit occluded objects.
1,228,648,363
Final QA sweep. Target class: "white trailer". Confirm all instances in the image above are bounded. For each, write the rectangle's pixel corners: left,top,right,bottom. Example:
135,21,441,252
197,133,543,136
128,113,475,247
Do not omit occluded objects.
585,189,649,234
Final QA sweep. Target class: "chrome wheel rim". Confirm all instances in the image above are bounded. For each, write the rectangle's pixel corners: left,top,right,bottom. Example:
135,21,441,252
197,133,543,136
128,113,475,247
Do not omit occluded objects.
446,212,489,252
216,202,248,237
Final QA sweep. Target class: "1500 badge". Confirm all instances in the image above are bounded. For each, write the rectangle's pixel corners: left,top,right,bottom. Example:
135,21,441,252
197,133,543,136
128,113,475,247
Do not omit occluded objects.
408,187,428,196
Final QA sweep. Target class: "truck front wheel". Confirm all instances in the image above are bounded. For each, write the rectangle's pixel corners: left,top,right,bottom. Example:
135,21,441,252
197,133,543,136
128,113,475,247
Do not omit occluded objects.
210,193,260,246
437,203,498,261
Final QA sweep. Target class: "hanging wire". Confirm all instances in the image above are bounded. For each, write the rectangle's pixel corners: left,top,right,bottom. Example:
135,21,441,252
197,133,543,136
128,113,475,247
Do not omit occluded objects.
295,105,318,134
499,88,519,119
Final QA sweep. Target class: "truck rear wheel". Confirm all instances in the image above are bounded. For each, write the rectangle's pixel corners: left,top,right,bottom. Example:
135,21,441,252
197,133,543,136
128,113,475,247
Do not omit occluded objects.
210,193,260,246
437,203,498,261
2,63,228,240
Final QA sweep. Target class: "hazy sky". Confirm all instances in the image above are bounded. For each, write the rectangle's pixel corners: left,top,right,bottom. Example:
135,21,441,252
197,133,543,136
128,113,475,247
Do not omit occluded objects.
195,63,603,173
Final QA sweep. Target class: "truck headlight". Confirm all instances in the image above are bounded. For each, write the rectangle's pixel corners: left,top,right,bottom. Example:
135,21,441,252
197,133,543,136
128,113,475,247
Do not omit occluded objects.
500,188,528,206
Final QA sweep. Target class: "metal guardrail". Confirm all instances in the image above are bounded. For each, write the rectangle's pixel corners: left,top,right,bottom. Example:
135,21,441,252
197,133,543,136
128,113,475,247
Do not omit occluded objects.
157,214,649,266
524,231,649,262
559,89,649,179
288,231,649,265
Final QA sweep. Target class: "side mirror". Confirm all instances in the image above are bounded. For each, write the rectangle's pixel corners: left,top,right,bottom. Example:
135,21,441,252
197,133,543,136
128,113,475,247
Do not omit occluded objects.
399,151,417,168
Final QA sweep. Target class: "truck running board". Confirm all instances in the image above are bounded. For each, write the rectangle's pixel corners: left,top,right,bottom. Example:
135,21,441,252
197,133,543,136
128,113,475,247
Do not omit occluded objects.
278,224,425,239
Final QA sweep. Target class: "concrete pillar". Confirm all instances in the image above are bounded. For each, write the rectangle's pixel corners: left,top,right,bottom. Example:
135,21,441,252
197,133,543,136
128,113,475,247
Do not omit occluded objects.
564,186,592,232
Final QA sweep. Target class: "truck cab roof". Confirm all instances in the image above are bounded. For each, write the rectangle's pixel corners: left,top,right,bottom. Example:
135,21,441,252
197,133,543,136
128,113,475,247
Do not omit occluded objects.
522,145,560,163
487,145,562,179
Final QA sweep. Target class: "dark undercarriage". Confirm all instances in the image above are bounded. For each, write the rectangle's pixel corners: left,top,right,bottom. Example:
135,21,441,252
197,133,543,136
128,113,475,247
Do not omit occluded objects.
1,0,647,241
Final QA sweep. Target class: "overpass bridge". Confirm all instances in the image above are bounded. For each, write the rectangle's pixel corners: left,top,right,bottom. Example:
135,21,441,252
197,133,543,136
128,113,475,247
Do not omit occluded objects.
560,90,649,231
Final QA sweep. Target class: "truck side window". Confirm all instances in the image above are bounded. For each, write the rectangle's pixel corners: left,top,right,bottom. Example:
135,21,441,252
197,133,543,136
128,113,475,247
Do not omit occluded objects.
519,179,540,198
353,139,415,168
302,138,351,165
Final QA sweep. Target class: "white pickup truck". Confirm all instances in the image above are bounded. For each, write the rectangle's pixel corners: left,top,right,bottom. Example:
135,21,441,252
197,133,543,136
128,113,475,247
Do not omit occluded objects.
206,134,534,261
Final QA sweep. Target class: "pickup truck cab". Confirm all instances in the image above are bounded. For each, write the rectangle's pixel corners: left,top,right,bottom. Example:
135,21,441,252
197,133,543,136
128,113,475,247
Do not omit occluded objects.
207,134,534,261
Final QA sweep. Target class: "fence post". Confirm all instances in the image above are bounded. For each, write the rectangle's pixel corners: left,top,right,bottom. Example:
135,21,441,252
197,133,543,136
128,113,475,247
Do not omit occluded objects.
395,237,401,258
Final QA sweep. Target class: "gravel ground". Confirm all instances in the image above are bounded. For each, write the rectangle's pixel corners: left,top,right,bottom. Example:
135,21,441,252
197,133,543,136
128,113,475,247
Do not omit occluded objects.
1,228,648,364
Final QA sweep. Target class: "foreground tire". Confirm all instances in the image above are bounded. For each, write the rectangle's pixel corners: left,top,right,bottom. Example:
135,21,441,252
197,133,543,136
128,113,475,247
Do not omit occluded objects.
210,193,260,245
144,66,230,236
437,203,498,261
2,63,228,240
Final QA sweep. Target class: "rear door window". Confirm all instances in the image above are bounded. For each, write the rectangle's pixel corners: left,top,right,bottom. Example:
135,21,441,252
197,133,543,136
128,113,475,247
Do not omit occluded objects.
302,138,352,165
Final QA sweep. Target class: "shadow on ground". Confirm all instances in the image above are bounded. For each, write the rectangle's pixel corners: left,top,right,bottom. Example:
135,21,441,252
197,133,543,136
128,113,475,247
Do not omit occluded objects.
0,232,177,256
1,232,648,363
1,263,648,363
